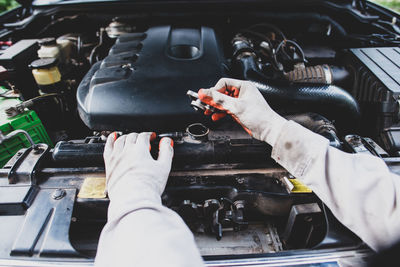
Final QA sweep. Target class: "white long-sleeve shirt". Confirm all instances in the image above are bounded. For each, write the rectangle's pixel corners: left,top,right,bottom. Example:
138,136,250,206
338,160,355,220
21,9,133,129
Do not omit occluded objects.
272,121,400,252
95,120,400,266
94,179,204,267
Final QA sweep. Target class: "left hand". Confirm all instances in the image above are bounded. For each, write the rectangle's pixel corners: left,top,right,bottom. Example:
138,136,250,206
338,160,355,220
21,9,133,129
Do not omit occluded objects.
103,132,174,197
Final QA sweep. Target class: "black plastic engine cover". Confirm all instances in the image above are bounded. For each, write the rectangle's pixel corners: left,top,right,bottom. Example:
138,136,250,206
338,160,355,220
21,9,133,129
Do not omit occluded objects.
77,26,225,131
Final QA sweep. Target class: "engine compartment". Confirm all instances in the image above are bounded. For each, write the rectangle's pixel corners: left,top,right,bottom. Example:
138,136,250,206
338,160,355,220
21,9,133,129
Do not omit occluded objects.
0,1,399,263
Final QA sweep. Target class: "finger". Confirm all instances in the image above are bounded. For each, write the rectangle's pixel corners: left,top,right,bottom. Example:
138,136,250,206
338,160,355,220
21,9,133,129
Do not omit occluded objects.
136,132,154,149
113,134,127,153
214,78,255,99
200,78,244,99
211,112,227,121
213,78,246,91
198,89,232,111
199,89,237,112
125,132,139,145
232,86,240,97
104,133,116,160
158,137,174,164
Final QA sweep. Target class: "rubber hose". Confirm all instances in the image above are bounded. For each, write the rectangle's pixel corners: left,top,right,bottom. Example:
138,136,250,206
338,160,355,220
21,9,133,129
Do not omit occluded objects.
236,56,360,132
285,113,342,149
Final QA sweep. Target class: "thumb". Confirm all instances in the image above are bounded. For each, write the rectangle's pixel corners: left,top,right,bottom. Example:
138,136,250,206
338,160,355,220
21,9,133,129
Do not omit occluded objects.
157,137,174,165
198,89,236,113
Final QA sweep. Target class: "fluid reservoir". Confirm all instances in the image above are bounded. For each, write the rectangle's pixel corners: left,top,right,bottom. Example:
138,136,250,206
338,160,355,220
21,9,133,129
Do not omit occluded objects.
56,38,72,63
30,58,62,93
37,38,61,59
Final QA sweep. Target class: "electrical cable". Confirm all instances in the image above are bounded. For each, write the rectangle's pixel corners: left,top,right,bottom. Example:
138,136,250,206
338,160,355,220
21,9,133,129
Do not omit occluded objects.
29,93,60,102
272,39,306,71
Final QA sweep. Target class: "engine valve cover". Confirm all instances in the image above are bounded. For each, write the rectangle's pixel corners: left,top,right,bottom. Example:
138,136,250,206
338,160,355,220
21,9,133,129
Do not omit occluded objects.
77,26,225,131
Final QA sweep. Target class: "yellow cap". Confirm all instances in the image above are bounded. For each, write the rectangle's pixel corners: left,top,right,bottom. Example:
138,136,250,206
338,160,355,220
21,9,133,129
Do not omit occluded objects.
32,66,61,86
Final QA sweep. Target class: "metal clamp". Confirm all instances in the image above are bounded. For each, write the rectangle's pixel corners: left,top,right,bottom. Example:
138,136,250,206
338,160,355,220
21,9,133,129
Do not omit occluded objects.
0,129,50,184
7,143,49,185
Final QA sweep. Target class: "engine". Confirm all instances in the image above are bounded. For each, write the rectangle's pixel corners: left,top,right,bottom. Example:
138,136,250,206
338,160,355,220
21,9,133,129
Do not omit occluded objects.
77,26,225,131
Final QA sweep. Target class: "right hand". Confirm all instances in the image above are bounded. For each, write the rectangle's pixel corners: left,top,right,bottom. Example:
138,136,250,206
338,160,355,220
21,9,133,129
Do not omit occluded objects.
104,132,174,198
198,78,287,145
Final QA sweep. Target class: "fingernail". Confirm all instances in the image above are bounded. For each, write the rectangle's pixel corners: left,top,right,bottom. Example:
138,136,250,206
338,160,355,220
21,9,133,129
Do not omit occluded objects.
113,132,118,141
204,109,212,115
150,132,156,141
160,137,173,149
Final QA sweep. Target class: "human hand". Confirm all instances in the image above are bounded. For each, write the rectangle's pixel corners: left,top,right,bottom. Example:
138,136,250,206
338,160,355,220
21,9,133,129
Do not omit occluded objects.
103,132,174,198
198,78,287,145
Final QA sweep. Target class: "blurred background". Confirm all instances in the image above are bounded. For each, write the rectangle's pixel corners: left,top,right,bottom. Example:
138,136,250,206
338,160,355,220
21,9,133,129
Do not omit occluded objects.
0,0,18,13
373,0,400,12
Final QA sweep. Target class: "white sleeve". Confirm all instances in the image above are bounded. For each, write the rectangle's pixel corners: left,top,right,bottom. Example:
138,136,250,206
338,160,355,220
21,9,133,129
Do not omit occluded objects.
94,175,204,267
271,120,400,252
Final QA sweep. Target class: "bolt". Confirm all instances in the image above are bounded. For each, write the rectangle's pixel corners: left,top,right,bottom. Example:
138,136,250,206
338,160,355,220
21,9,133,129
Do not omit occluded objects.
52,189,66,200
32,144,42,154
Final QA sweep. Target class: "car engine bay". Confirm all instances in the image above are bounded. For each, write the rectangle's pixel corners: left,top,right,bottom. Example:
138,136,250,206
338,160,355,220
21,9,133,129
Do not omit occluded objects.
0,1,399,263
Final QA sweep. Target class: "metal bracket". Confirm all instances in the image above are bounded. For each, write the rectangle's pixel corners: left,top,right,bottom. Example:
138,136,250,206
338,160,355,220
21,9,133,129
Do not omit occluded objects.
8,143,49,185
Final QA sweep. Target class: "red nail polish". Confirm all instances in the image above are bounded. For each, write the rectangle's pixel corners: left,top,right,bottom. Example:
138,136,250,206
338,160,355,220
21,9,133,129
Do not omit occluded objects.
150,132,156,141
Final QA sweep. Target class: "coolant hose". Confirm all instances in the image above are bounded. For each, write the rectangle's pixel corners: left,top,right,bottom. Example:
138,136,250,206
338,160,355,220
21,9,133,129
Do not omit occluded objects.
236,56,360,132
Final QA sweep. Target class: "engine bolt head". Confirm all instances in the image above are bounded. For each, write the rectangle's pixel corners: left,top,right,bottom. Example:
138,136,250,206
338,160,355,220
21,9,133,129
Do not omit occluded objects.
52,189,66,200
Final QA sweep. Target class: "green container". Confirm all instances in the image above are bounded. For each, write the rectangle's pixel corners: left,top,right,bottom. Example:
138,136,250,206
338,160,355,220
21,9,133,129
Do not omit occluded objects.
0,90,53,167
0,110,53,167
